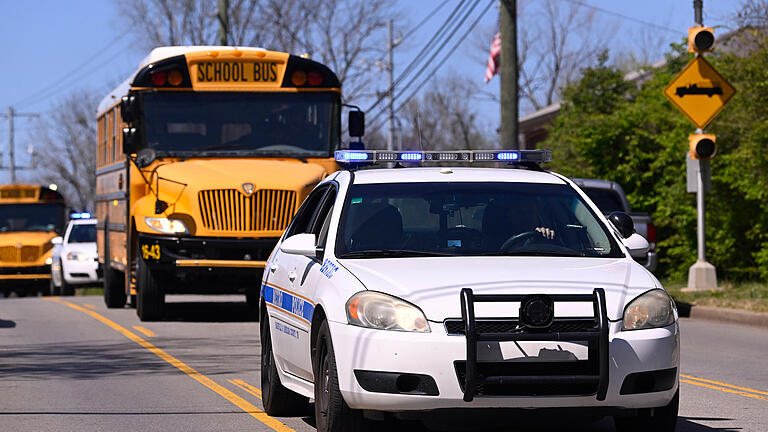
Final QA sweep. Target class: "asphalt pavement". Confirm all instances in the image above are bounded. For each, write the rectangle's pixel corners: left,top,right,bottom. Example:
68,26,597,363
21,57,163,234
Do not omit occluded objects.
1,294,766,432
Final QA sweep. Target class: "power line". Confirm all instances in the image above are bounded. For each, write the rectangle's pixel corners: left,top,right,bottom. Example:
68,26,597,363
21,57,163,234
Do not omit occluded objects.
367,0,495,135
401,1,450,43
367,0,478,126
19,38,135,110
367,0,488,130
14,31,129,108
563,0,680,34
365,0,469,115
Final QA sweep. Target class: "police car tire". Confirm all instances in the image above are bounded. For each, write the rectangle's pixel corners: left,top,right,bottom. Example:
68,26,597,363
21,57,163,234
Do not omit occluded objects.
260,312,308,416
614,389,679,432
314,321,368,432
136,256,164,321
60,276,75,296
49,275,60,296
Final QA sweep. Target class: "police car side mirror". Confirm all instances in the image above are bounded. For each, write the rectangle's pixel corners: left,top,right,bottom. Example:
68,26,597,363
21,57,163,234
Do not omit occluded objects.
608,211,634,238
51,236,63,245
623,233,650,259
280,233,318,257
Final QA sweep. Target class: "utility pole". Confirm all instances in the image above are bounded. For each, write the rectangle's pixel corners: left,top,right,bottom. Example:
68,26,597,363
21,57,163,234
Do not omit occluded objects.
387,19,395,152
500,0,518,149
217,0,229,46
1,106,38,184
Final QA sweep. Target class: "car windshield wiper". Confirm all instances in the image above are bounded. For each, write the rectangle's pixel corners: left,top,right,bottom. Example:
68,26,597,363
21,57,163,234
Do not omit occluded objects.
338,249,456,258
482,250,585,257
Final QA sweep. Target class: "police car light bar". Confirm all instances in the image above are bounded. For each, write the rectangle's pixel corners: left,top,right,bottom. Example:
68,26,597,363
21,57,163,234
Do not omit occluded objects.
334,150,552,164
70,212,91,219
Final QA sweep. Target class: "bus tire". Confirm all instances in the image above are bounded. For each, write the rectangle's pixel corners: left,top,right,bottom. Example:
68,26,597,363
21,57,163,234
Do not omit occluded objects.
136,256,164,321
103,228,126,308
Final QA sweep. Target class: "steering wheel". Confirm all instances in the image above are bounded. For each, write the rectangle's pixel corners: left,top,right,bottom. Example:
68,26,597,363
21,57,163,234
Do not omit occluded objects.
499,230,539,251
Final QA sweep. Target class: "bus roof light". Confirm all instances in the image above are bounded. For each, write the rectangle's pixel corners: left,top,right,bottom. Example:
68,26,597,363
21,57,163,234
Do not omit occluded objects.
292,70,307,86
168,69,183,86
151,70,167,86
308,71,323,86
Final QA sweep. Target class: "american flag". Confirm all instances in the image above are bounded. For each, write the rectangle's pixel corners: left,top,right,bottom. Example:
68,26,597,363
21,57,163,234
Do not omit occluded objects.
484,32,501,83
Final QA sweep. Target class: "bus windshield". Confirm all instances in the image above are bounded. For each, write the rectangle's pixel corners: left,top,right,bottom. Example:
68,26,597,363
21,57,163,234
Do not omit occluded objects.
141,92,340,157
0,204,65,233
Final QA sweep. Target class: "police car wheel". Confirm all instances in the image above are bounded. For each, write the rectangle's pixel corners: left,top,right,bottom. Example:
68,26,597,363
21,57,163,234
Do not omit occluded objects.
60,274,75,296
136,256,164,321
314,321,367,432
260,311,308,416
614,390,679,432
49,275,60,296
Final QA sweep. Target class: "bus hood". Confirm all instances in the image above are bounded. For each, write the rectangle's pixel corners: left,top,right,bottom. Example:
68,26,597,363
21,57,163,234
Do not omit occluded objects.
339,257,660,321
153,158,327,192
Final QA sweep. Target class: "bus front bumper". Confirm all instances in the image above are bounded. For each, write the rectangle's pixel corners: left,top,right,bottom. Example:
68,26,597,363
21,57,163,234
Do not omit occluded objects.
137,233,277,271
0,265,51,281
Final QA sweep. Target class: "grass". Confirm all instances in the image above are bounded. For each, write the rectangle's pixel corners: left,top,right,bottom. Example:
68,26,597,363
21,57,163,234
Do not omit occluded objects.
75,287,104,296
665,281,768,313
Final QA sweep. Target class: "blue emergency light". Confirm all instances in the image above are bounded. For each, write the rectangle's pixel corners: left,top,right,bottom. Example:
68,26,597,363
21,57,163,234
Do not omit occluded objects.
334,150,552,164
70,212,91,219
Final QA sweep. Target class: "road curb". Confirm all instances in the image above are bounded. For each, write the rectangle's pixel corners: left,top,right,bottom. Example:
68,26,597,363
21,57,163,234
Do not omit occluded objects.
677,302,768,328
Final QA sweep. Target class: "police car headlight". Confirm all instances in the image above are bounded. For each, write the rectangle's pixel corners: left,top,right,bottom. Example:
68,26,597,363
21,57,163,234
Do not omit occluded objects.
346,291,430,333
66,251,91,262
144,217,188,234
622,289,677,331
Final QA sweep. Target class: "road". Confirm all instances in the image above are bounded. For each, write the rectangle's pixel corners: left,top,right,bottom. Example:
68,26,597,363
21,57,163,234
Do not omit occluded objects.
1,295,766,432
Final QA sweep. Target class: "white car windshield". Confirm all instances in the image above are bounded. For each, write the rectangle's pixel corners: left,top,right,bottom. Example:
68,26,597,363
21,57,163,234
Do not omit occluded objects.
335,182,623,258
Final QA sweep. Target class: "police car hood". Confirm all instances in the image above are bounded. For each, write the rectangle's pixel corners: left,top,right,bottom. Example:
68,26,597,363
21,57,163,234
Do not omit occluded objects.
340,257,658,321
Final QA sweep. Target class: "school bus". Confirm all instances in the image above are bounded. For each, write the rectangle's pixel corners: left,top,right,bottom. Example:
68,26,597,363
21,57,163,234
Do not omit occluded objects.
96,46,349,321
0,185,65,296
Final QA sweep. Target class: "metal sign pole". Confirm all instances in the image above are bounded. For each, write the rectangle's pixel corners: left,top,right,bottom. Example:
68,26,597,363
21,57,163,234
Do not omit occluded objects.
696,159,705,262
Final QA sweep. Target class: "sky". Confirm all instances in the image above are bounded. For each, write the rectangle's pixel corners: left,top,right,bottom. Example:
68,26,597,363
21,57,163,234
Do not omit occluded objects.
0,0,742,183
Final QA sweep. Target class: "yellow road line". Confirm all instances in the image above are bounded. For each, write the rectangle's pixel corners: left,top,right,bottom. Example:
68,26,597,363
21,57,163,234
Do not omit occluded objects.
132,326,156,337
681,373,768,397
83,304,96,310
44,298,296,432
229,378,263,399
681,379,768,402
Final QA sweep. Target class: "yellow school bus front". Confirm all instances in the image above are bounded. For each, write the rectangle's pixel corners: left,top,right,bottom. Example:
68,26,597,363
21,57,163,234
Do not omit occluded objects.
96,46,343,317
0,185,65,294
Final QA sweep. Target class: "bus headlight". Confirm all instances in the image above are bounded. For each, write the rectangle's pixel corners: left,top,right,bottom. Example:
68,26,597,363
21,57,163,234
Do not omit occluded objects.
346,291,430,332
622,289,677,331
144,217,189,235
45,257,53,265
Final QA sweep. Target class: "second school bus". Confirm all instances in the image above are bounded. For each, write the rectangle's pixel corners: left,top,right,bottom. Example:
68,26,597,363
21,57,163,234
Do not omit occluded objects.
96,46,344,321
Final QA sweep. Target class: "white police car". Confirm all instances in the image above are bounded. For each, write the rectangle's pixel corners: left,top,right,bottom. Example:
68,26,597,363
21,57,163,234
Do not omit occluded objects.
50,214,100,296
259,150,679,432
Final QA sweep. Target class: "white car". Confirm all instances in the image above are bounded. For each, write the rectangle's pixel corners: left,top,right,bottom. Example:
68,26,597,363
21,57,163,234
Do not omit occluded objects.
259,150,679,432
50,216,101,296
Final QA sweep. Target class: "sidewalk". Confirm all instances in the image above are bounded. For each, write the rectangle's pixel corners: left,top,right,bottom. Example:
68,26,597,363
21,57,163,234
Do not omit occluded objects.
676,301,768,328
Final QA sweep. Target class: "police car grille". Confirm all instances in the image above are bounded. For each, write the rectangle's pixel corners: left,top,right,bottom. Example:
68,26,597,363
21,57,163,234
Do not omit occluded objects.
199,189,297,233
444,318,597,335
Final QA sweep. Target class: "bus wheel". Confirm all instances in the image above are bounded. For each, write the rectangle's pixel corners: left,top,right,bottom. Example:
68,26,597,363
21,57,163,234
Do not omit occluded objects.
136,256,164,321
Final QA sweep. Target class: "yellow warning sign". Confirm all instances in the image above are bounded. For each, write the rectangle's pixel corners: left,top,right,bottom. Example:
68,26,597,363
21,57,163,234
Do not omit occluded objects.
664,56,736,129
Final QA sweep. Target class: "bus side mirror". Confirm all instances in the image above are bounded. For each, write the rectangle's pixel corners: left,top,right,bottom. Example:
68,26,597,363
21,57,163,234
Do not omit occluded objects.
349,110,365,138
123,127,139,154
120,95,138,124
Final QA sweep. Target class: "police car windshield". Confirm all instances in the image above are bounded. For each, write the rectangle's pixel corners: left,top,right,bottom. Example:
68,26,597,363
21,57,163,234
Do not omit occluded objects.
67,223,96,243
141,92,339,157
335,182,623,258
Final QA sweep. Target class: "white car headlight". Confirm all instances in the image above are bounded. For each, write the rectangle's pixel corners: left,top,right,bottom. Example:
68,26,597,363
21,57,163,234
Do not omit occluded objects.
145,217,188,234
346,291,430,332
622,289,677,331
66,251,92,262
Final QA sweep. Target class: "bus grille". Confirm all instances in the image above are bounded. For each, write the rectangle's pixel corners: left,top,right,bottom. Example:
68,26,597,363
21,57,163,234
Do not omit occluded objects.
0,245,41,263
198,189,298,233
